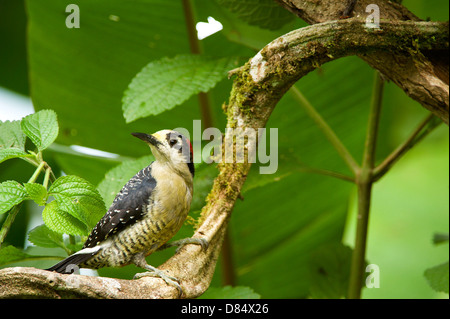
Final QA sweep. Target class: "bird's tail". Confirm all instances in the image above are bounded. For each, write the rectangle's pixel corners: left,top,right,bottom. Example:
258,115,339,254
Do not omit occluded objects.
45,249,98,274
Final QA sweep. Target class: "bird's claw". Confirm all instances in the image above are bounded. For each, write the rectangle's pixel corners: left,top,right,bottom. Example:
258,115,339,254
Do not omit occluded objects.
134,268,182,297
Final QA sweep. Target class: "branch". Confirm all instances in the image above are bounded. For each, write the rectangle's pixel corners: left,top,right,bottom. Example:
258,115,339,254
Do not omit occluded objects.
373,114,441,181
0,18,448,299
275,0,449,124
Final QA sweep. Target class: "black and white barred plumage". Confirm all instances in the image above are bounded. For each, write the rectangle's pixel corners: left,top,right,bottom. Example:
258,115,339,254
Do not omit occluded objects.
46,130,195,275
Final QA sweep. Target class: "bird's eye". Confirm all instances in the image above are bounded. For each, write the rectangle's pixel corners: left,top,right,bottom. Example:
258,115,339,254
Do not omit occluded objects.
169,139,177,147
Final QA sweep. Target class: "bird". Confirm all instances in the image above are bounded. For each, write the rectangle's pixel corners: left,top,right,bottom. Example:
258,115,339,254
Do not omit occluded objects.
46,129,207,293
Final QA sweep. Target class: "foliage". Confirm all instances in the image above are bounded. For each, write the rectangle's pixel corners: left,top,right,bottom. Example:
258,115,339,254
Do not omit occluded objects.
122,54,238,122
0,0,448,299
0,110,106,260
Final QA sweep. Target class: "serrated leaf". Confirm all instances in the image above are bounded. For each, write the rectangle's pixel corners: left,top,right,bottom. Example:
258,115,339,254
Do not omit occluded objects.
0,148,32,164
215,0,294,30
0,120,31,163
27,224,65,249
0,120,26,150
42,200,90,235
199,286,261,299
20,109,59,151
24,183,48,206
48,175,106,228
122,54,237,123
0,180,27,215
424,261,449,294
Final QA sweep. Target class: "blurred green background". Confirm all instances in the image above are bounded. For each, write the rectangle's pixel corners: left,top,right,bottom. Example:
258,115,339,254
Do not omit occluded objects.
0,0,448,298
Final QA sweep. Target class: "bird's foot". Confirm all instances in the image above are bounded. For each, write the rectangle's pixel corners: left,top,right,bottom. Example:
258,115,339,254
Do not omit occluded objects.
158,237,209,253
134,264,182,296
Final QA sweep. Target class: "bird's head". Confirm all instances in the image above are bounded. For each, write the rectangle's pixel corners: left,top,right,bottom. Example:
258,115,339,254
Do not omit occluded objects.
132,130,194,179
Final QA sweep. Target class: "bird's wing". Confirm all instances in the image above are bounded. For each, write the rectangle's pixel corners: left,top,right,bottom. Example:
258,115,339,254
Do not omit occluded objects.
83,164,156,248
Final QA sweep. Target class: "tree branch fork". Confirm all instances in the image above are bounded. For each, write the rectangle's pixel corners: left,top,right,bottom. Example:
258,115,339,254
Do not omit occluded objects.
0,18,448,298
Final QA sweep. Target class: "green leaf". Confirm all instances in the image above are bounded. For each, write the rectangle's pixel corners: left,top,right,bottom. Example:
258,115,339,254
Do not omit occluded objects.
122,54,237,123
0,120,26,150
48,175,106,229
27,224,65,249
20,109,59,151
215,0,295,30
0,148,32,164
42,200,90,236
307,243,354,299
24,183,48,206
0,120,31,164
424,261,449,294
0,245,34,266
199,286,261,299
0,245,63,267
0,180,27,215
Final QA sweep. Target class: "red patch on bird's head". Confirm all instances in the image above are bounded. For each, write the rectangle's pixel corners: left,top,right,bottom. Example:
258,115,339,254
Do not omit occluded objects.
186,137,193,156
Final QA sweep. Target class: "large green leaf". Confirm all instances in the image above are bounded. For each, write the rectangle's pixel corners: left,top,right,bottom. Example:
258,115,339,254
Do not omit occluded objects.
307,243,354,299
0,0,29,95
215,0,295,30
123,55,238,123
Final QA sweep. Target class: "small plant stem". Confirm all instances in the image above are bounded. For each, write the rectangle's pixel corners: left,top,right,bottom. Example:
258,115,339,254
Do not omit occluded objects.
181,0,214,129
43,167,51,189
221,229,236,286
290,86,360,176
373,114,440,181
348,71,384,299
0,204,23,248
0,161,47,247
28,161,46,184
182,0,235,285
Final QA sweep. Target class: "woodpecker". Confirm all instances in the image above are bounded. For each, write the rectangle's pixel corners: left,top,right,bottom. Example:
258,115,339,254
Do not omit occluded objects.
46,130,207,293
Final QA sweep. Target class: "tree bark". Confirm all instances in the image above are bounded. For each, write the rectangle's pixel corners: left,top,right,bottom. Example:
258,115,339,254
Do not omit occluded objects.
275,0,449,124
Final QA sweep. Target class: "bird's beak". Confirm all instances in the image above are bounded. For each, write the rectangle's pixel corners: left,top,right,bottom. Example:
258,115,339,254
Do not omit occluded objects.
131,132,161,147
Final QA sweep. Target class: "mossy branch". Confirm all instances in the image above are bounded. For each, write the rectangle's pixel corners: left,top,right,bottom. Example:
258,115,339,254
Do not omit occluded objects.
276,0,449,124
